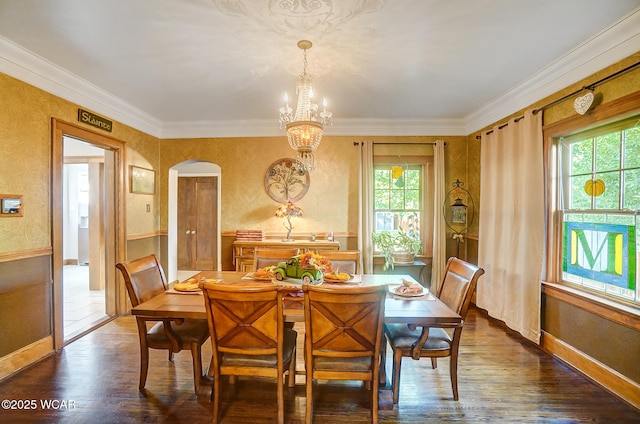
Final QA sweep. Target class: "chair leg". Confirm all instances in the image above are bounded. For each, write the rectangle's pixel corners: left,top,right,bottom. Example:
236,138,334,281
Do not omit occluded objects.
450,352,459,401
431,357,437,369
139,346,150,392
391,349,403,404
287,347,297,388
305,373,313,424
212,372,221,423
190,343,203,393
277,373,285,424
168,350,174,362
372,370,379,424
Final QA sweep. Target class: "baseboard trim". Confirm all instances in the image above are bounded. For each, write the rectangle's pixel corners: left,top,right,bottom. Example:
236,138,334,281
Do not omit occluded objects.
0,336,53,381
541,330,640,410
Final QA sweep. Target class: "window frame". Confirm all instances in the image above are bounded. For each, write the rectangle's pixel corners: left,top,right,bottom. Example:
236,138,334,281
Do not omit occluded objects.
372,155,434,257
543,90,640,310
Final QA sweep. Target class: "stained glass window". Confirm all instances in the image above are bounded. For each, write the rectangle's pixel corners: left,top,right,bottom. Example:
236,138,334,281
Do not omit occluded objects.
559,114,640,302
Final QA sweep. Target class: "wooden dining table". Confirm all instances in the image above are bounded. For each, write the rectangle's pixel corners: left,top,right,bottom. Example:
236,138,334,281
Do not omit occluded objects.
131,271,461,408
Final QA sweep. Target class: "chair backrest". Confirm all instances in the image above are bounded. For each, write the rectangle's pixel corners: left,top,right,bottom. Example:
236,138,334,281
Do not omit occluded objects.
116,254,168,307
303,284,386,360
200,283,283,357
437,257,485,320
315,250,360,274
253,248,299,271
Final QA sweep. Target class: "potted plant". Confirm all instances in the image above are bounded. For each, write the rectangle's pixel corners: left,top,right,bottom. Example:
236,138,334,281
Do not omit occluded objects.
372,229,422,271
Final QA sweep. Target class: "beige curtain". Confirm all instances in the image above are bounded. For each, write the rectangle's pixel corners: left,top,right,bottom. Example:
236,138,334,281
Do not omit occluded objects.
358,140,374,274
477,110,544,343
431,140,446,292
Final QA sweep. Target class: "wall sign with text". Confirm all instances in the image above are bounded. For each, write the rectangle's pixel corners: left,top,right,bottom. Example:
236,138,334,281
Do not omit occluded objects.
78,109,113,132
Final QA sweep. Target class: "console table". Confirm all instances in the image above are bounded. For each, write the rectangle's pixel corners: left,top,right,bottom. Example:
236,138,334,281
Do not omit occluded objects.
232,239,341,272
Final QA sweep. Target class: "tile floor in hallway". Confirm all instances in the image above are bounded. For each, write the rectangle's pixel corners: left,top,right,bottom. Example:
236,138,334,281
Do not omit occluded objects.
62,264,107,339
62,266,201,340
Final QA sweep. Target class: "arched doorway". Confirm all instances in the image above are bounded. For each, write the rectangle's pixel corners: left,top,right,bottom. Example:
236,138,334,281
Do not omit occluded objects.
167,160,221,283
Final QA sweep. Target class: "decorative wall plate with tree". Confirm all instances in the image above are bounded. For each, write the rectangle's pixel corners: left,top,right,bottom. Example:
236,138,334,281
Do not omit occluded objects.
264,158,310,203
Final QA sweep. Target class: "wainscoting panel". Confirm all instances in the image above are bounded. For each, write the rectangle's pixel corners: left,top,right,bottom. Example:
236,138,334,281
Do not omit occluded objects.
0,254,52,365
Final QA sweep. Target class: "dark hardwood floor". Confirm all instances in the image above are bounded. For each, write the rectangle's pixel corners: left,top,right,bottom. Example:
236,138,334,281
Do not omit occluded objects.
0,307,638,423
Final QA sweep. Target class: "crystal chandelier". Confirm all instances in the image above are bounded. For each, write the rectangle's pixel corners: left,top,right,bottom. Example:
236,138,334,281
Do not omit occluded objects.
279,40,332,171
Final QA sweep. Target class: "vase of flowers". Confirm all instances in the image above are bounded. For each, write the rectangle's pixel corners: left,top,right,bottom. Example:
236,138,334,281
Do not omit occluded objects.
297,252,332,273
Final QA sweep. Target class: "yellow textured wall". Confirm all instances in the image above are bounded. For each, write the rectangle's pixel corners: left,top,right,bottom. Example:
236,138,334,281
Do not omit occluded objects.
0,73,52,251
125,135,161,237
159,136,358,235
0,72,160,254
159,135,464,238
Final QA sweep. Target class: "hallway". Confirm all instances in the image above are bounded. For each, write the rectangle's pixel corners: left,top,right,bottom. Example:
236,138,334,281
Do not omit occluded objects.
62,265,106,340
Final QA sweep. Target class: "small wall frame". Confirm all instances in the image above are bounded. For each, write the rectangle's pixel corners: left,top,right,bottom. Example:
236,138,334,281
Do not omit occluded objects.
130,166,155,194
0,194,23,217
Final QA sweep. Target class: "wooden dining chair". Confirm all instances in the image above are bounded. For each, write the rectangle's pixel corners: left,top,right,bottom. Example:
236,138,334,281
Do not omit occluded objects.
303,284,387,424
383,257,485,403
314,249,360,274
253,247,299,271
200,282,297,424
116,254,210,393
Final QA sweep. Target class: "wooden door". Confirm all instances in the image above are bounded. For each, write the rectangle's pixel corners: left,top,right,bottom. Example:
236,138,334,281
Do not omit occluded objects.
177,177,218,270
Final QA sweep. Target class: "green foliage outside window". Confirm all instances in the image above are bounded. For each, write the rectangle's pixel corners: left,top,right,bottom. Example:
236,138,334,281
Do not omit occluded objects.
374,165,422,240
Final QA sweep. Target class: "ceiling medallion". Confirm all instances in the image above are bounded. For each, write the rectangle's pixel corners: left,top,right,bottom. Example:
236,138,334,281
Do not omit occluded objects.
278,40,333,171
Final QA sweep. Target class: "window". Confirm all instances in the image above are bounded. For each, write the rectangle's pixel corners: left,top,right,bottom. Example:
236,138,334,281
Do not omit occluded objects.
372,155,433,257
558,114,640,303
374,164,422,234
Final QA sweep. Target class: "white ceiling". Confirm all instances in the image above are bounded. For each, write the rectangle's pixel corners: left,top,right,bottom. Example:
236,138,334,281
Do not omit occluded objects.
1,0,639,138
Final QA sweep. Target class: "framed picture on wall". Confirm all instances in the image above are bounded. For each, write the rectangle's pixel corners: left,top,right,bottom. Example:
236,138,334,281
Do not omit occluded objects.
0,194,23,217
130,166,155,194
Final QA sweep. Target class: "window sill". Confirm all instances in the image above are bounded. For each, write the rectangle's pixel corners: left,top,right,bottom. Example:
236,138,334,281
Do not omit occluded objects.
542,281,640,331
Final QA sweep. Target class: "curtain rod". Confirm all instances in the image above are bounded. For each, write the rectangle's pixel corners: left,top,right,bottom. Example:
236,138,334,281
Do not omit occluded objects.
475,60,640,140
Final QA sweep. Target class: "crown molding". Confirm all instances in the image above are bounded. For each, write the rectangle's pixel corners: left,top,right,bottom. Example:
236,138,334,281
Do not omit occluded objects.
0,35,163,137
329,119,467,137
160,118,468,139
465,8,640,134
160,119,280,139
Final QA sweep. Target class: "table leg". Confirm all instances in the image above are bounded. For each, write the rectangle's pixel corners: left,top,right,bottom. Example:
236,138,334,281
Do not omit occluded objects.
378,334,394,410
